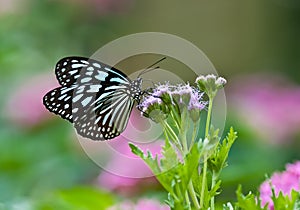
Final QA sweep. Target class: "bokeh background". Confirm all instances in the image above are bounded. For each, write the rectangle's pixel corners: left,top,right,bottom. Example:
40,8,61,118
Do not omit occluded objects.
1,0,300,209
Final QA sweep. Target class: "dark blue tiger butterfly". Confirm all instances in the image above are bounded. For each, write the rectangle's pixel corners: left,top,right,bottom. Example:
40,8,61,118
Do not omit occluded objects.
43,56,164,141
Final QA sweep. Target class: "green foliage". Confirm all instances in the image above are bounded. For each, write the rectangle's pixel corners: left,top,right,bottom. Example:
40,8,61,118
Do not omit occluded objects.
208,127,238,175
235,185,266,210
130,141,204,209
272,190,300,210
131,125,239,210
34,187,114,210
234,186,300,210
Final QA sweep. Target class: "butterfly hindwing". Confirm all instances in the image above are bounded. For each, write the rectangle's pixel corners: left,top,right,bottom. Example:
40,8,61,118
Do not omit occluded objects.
43,86,76,122
72,84,134,140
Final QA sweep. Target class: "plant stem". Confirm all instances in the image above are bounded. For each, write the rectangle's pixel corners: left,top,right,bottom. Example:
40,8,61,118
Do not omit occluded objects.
180,109,200,209
189,121,198,151
188,181,200,209
200,159,207,208
163,122,183,154
200,98,214,208
181,109,188,153
205,99,213,136
185,191,191,210
210,172,218,209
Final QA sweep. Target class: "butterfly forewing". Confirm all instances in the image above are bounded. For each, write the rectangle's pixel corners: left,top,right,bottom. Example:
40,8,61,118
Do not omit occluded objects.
43,56,142,141
55,56,130,87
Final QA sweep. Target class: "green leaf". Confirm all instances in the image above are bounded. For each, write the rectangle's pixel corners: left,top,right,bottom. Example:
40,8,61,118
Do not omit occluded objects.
223,202,236,210
209,180,222,198
208,127,237,174
160,138,179,172
235,185,266,210
34,187,114,210
294,191,300,209
129,143,161,174
272,189,300,210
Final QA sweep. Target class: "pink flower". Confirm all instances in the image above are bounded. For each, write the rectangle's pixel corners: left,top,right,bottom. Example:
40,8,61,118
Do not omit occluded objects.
97,137,163,195
107,198,170,210
229,73,300,144
5,72,58,127
96,108,164,195
286,161,300,178
259,161,300,209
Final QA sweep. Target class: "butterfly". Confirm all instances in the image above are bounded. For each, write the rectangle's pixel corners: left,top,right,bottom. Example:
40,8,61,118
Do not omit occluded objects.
43,56,164,141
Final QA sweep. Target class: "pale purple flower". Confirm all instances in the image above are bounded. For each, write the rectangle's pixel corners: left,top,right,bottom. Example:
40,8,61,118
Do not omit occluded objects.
259,161,300,209
188,88,206,111
216,77,227,86
107,198,170,210
5,72,58,127
195,74,227,98
138,95,162,112
195,74,217,83
229,73,300,144
140,82,206,112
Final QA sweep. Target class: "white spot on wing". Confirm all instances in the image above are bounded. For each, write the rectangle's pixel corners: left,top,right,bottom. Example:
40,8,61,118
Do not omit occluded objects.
61,86,76,94
93,63,101,68
73,94,83,102
58,94,67,100
110,77,129,84
69,70,78,75
105,67,126,79
95,71,108,81
76,86,85,94
81,60,89,64
81,96,93,107
72,63,86,68
87,85,102,93
81,77,92,83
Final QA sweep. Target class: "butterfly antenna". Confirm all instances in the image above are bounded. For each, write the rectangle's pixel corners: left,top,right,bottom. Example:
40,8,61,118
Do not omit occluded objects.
138,57,166,77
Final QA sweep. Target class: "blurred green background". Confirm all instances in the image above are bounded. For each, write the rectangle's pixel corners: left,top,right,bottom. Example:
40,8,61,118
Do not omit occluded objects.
1,0,300,209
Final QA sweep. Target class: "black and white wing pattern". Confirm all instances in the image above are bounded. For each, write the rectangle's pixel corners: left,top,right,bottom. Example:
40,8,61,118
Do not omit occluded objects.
43,56,142,141
43,86,76,122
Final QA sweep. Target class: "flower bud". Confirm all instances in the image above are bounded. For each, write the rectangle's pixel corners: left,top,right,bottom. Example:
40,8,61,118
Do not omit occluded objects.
196,74,227,98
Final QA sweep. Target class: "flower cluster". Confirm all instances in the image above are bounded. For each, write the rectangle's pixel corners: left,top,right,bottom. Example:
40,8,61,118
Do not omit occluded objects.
229,73,300,144
132,75,231,210
138,83,206,123
259,161,300,209
196,74,227,98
